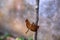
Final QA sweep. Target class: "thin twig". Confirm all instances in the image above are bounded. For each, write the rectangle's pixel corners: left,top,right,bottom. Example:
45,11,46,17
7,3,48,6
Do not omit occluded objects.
35,0,39,40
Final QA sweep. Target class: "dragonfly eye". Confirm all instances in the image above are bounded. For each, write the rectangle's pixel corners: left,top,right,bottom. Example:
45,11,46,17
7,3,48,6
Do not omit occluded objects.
25,19,28,21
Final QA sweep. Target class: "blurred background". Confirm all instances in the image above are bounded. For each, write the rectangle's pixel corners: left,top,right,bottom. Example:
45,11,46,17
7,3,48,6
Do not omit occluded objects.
0,0,37,40
38,0,60,40
0,0,60,40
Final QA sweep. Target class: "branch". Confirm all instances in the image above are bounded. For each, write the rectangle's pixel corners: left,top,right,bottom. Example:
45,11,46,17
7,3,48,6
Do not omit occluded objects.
35,0,39,40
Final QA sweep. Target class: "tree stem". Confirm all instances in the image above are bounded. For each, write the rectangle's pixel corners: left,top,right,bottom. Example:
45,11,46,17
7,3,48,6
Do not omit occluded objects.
35,0,39,40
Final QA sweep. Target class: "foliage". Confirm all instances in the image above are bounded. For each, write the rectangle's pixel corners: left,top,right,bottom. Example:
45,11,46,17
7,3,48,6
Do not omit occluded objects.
28,36,33,40
16,37,24,40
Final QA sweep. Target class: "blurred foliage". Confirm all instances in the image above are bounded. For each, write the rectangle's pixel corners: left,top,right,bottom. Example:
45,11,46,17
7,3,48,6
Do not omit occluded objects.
0,33,11,40
28,37,33,40
16,37,24,40
0,33,33,40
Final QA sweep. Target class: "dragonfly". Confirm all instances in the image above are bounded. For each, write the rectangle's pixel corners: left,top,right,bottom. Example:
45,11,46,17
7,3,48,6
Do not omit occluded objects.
25,19,39,34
